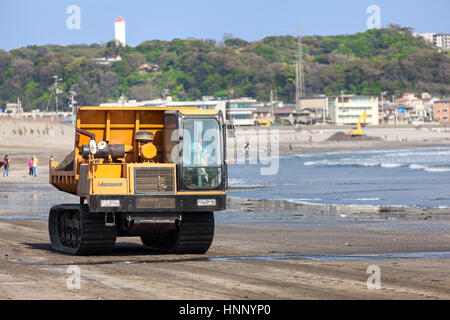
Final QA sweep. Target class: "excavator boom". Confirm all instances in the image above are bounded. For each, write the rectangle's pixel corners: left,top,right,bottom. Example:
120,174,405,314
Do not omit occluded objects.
349,111,367,136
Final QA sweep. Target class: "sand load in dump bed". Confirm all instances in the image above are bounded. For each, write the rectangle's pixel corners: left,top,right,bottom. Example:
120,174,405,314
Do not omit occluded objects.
54,150,75,171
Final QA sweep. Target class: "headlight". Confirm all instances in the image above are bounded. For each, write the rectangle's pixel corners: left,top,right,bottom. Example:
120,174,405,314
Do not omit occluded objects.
101,200,120,207
197,199,216,207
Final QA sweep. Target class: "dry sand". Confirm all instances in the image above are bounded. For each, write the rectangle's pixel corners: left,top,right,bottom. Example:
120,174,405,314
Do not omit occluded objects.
0,118,449,300
230,125,450,155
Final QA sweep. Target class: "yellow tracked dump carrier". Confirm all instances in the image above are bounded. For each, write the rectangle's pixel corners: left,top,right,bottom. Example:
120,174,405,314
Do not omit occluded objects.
48,106,227,255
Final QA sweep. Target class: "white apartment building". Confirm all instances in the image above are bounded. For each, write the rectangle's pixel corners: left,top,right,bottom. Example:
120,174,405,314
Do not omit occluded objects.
100,97,256,126
328,95,379,125
414,32,450,51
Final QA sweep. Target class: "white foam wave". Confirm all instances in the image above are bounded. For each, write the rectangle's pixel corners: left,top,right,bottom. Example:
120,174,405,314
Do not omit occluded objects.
293,154,310,158
304,160,402,169
381,163,402,168
360,162,379,167
343,198,381,201
424,167,450,173
409,164,450,173
281,198,325,206
409,164,426,170
228,178,247,185
382,150,450,158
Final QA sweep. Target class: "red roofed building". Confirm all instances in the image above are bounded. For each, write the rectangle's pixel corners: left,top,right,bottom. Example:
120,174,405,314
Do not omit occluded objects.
274,106,299,125
139,63,159,73
398,92,428,120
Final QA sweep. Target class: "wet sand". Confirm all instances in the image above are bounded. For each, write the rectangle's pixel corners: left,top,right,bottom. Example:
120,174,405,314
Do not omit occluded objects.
0,179,449,299
0,119,449,299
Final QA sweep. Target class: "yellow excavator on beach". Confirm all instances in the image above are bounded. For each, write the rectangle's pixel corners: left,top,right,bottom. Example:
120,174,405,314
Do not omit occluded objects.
349,111,367,136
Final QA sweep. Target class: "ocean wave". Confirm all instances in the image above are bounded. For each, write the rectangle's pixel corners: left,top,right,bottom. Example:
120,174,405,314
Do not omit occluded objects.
424,167,450,173
304,160,403,169
342,198,381,201
380,163,402,168
295,147,450,161
293,154,311,158
281,198,325,206
381,150,450,158
409,164,426,170
409,164,450,173
281,197,381,209
228,178,247,185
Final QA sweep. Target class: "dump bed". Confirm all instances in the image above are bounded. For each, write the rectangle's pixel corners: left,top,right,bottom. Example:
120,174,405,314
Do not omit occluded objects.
49,106,203,195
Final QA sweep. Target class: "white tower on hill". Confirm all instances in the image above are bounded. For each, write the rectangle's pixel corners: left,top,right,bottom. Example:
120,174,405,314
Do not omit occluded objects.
114,16,126,47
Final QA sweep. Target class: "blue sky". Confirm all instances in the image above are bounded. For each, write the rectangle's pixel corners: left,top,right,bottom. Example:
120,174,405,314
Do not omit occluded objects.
1,0,449,50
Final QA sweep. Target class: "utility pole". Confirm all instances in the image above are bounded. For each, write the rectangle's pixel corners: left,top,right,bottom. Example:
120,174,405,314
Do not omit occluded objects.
226,89,235,137
52,75,62,116
381,91,387,124
394,90,398,126
270,89,274,121
69,90,77,125
17,97,22,115
295,24,305,113
226,89,234,125
162,88,170,106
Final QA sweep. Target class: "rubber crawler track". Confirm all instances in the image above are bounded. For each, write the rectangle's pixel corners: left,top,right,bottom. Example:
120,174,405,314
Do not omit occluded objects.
48,204,117,255
141,212,214,254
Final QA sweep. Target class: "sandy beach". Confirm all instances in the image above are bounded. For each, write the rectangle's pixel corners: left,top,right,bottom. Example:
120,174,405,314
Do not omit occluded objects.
0,118,449,300
231,125,450,155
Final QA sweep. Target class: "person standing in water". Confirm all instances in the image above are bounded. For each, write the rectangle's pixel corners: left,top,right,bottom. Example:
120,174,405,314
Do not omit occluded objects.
2,155,10,177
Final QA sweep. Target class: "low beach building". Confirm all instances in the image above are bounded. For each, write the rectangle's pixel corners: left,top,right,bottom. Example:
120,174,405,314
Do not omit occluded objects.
274,106,299,125
433,99,450,123
299,96,328,124
250,101,282,124
1,98,24,118
328,95,379,126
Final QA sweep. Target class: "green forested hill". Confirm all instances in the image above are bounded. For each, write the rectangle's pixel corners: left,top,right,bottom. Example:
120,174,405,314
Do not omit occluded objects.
0,25,449,111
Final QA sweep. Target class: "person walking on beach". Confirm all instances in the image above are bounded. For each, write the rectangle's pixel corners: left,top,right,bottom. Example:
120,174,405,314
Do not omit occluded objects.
244,141,250,164
2,155,10,177
28,157,34,176
32,156,39,177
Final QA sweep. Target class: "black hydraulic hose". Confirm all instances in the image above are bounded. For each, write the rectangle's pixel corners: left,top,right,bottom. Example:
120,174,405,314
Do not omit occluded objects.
76,128,96,141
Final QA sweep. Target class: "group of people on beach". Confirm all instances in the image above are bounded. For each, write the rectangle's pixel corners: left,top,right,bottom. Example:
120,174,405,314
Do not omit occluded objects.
0,155,39,178
28,156,39,177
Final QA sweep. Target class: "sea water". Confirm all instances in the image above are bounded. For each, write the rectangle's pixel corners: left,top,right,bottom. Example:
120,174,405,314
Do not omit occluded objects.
228,146,450,208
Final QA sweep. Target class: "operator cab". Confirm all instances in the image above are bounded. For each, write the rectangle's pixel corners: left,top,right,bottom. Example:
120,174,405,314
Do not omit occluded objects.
164,110,227,192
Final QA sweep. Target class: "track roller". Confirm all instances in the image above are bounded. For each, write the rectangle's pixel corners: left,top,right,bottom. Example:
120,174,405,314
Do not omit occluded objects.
48,204,117,255
140,212,214,254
